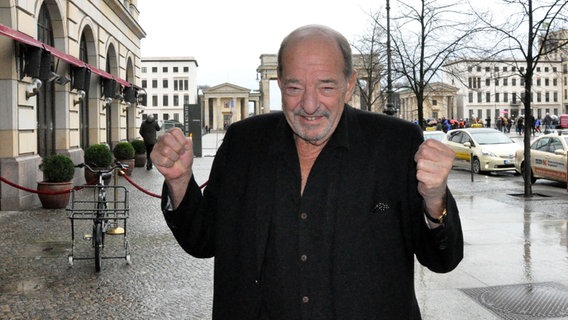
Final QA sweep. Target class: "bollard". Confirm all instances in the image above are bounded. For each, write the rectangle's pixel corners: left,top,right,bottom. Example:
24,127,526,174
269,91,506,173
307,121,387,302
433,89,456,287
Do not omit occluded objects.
471,152,474,182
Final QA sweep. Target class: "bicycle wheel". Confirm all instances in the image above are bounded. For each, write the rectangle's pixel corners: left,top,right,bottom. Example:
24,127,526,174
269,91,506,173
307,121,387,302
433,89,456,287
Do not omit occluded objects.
94,222,103,272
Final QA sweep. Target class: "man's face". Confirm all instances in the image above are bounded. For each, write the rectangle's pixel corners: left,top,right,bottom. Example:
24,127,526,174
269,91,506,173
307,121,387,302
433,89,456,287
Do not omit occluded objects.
278,35,355,145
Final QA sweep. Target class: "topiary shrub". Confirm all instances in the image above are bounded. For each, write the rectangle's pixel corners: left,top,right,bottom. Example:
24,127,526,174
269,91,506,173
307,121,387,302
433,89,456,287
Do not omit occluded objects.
113,141,135,160
131,139,146,154
39,154,75,182
84,144,113,168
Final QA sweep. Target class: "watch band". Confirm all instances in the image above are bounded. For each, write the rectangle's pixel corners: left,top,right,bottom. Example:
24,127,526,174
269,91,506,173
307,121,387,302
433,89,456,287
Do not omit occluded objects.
425,208,447,224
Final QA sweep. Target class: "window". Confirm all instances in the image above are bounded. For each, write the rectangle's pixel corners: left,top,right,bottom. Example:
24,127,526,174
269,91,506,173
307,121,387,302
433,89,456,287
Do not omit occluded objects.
545,67,549,72
495,78,499,86
468,92,473,103
184,95,189,104
503,67,508,72
141,80,147,88
494,66,499,72
536,78,541,86
174,80,178,91
477,92,482,103
163,79,168,88
486,78,491,86
537,92,542,102
485,67,490,72
163,95,169,106
173,67,179,73
173,94,179,106
503,78,508,86
536,67,541,72
512,78,516,86
553,67,557,72
163,66,168,73
184,80,189,90
486,92,491,103
520,67,525,72
152,67,157,73
512,67,516,72
468,66,473,72
152,95,158,106
520,77,525,86
183,66,189,72
504,92,509,103
495,93,500,102
477,66,482,72
553,91,558,102
545,78,549,86
163,113,169,120
141,67,147,73
152,79,158,88
432,99,437,106
553,78,558,86
545,92,550,102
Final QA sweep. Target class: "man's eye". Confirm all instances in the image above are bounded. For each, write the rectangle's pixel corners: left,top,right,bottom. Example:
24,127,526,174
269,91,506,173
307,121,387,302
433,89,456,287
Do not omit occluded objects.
286,86,303,95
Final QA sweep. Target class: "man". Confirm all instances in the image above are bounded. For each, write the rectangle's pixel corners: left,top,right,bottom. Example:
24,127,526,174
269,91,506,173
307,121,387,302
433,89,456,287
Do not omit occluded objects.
152,25,463,319
139,115,161,170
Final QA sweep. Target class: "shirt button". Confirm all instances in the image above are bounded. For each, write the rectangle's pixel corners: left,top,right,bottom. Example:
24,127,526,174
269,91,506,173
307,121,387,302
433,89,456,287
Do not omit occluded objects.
300,254,308,262
302,296,309,303
300,212,308,220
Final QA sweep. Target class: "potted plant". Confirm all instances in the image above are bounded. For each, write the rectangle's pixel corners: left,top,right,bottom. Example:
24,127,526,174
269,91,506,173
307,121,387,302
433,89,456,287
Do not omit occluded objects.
84,144,113,184
131,139,147,168
113,141,135,176
38,154,75,209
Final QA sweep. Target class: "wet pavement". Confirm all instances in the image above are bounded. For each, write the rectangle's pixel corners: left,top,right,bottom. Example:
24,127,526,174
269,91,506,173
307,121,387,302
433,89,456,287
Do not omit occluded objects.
1,131,568,319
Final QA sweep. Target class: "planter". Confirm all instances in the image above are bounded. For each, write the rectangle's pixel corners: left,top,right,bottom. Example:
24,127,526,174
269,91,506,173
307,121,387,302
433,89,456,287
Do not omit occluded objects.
84,167,112,185
37,181,73,209
135,153,146,167
119,159,136,176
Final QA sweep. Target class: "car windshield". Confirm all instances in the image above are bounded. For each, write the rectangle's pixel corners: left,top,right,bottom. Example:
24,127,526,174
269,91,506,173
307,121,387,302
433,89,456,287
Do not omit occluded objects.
470,131,514,145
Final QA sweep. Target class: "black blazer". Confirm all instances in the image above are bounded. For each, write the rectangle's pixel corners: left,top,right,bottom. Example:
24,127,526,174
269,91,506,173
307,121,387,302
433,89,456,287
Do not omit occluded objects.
163,105,463,319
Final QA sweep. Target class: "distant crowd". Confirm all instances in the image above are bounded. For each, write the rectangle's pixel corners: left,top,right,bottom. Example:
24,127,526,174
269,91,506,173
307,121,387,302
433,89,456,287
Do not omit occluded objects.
417,112,559,136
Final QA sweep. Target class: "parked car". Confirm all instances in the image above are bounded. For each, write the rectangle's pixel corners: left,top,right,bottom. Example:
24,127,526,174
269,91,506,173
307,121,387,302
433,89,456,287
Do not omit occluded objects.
443,128,521,174
423,130,446,142
514,131,568,184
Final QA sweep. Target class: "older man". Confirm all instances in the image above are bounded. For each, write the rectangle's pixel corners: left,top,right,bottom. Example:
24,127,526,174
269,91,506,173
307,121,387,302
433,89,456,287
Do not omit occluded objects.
152,25,463,320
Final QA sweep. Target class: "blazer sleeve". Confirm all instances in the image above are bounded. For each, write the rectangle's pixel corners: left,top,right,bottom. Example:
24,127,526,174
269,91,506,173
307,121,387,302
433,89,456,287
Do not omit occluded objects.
415,188,464,273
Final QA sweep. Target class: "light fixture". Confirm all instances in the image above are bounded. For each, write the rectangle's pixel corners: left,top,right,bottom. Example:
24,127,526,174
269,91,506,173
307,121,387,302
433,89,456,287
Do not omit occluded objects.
55,74,71,86
25,78,42,100
73,90,86,105
102,97,113,109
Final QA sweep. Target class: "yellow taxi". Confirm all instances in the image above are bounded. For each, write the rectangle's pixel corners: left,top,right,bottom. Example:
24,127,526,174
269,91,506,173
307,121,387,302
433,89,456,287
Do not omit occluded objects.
514,131,568,184
443,128,521,174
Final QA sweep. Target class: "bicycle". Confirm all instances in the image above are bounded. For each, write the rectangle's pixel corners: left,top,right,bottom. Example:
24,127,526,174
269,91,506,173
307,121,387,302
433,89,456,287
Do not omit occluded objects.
67,162,130,272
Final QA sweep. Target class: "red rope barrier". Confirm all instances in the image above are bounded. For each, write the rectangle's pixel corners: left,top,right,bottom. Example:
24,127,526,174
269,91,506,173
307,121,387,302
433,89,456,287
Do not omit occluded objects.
0,174,208,199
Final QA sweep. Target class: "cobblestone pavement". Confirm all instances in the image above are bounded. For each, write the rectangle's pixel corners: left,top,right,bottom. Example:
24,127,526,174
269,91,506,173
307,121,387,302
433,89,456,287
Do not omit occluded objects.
0,155,216,320
1,131,567,319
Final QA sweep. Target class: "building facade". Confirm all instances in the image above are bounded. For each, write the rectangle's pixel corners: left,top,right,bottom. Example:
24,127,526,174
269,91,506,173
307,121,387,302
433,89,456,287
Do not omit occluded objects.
444,59,567,124
398,82,459,122
139,57,198,126
0,0,145,210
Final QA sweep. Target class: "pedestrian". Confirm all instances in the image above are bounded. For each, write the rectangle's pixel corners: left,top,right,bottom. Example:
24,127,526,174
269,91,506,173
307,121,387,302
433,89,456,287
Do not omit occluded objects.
151,24,463,319
139,114,161,170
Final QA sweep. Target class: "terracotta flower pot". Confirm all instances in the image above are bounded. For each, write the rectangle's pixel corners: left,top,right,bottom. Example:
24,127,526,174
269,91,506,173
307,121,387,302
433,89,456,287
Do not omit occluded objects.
37,181,73,209
135,153,146,167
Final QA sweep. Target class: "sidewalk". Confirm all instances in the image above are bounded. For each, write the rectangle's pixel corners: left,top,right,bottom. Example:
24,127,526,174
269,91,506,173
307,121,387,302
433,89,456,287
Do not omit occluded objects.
0,130,567,319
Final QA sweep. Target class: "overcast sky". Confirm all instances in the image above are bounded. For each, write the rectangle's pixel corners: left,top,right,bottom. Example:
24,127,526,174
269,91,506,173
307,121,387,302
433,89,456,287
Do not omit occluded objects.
137,0,382,92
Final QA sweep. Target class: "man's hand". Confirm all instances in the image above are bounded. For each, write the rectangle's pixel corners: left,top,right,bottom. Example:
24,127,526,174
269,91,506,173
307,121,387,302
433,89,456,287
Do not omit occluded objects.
414,139,455,217
151,128,194,208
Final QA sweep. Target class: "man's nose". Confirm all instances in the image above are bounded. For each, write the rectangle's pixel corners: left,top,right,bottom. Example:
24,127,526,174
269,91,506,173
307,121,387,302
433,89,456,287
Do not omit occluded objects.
301,86,319,114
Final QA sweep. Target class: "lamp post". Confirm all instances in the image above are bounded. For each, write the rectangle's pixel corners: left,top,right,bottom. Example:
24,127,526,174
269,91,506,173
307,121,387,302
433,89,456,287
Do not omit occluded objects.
383,0,396,116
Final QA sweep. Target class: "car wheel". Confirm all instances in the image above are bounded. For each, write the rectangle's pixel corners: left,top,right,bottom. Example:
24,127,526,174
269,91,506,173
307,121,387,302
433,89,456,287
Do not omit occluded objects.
520,162,537,184
472,157,482,174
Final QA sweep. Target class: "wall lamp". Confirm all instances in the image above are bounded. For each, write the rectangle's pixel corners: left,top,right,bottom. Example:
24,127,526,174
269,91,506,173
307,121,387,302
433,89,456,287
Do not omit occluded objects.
25,78,42,100
73,90,86,106
102,97,113,109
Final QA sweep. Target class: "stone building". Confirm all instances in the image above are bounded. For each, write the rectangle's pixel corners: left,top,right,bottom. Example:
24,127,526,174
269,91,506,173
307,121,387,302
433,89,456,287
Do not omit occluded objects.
139,57,199,125
0,0,145,210
397,83,459,122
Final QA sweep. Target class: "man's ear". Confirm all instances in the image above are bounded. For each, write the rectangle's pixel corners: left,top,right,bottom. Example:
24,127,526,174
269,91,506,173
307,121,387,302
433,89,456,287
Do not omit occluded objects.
344,71,357,103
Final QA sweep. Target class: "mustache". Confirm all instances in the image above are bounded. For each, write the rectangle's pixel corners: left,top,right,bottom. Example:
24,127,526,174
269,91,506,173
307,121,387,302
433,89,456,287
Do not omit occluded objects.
294,109,330,118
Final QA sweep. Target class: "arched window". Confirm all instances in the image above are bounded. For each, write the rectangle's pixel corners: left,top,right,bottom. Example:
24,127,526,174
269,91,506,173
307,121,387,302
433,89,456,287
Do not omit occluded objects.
79,33,89,148
37,3,55,156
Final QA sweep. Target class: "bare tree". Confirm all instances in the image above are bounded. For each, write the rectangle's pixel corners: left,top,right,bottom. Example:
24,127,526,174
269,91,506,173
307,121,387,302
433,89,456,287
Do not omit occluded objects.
471,0,568,196
352,10,388,112
389,0,485,127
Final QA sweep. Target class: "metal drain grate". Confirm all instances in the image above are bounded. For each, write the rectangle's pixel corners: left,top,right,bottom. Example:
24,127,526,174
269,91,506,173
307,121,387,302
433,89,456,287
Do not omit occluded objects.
461,282,568,320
